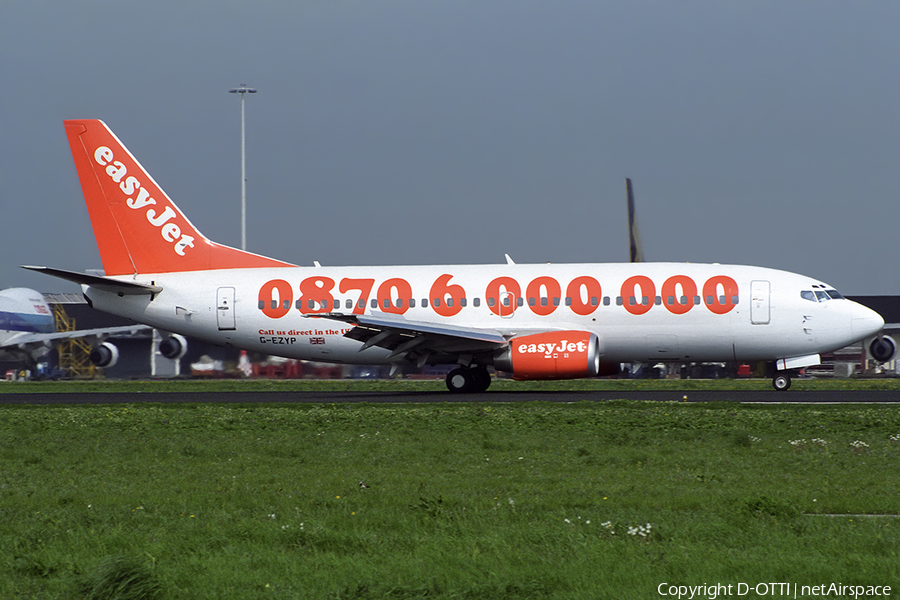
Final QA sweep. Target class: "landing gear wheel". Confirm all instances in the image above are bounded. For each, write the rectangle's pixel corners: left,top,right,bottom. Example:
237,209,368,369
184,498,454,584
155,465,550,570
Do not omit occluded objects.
772,373,792,391
445,367,492,393
446,368,474,393
470,366,492,393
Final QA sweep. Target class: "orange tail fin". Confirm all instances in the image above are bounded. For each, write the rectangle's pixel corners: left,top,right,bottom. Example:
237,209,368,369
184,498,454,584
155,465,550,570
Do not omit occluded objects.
64,119,295,276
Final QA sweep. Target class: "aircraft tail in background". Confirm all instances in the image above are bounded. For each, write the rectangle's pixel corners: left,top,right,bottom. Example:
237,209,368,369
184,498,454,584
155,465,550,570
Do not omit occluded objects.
63,119,294,276
626,177,644,263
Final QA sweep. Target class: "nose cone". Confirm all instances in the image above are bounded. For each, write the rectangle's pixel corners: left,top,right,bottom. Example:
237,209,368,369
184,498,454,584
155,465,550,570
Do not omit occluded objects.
850,301,884,340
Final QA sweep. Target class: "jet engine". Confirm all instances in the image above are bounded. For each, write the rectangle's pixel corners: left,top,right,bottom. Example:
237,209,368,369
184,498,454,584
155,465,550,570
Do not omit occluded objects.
494,331,611,380
869,336,896,362
89,342,119,368
158,334,188,360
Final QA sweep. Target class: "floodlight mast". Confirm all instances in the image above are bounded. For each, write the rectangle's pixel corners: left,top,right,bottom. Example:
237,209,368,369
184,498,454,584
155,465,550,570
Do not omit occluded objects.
229,84,257,251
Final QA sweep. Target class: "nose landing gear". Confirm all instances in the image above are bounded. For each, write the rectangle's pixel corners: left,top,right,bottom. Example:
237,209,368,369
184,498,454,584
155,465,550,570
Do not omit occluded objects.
772,373,792,391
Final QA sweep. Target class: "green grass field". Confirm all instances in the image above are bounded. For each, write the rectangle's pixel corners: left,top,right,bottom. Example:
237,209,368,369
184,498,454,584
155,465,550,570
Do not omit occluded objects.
2,392,900,598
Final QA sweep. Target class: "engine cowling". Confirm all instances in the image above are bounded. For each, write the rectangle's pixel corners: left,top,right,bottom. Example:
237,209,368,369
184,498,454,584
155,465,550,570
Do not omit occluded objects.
159,334,188,360
494,331,602,380
870,336,896,362
89,342,119,368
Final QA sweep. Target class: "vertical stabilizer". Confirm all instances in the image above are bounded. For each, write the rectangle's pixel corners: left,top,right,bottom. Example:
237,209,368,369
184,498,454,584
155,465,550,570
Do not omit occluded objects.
64,120,295,276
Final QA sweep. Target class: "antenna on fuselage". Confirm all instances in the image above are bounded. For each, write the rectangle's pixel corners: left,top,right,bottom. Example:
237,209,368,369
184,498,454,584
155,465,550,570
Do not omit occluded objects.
626,178,644,263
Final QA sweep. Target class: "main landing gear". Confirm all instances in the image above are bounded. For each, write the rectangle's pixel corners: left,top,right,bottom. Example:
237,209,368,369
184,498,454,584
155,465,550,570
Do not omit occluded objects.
446,366,492,393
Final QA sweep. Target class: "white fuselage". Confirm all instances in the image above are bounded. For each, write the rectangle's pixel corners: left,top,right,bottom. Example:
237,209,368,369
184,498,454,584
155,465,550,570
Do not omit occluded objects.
82,262,883,369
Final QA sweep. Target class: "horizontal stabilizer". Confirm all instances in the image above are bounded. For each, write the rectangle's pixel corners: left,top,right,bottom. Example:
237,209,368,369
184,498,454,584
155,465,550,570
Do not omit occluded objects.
20,266,163,295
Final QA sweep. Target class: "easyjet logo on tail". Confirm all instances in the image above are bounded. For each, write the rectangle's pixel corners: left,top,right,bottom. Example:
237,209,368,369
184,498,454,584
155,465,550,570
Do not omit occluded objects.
93,146,195,257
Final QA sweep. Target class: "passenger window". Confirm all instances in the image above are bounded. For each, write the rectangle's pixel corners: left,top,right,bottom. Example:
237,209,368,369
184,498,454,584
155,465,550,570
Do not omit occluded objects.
603,297,610,306
488,297,496,307
473,298,480,307
371,299,378,309
565,297,572,306
591,297,598,306
410,298,416,308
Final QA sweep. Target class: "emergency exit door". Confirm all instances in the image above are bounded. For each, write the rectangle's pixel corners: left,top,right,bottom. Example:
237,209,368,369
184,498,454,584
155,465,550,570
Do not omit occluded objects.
750,280,770,325
217,287,236,330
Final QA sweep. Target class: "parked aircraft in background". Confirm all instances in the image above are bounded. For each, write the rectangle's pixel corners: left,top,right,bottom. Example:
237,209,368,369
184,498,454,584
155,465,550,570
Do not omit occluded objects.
25,119,894,391
0,286,147,371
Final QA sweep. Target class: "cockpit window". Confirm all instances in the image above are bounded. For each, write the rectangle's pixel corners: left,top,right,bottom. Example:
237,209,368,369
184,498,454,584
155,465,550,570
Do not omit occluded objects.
803,287,846,302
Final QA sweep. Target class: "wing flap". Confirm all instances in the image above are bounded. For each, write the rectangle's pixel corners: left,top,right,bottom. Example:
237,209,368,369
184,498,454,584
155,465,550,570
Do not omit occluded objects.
306,311,508,363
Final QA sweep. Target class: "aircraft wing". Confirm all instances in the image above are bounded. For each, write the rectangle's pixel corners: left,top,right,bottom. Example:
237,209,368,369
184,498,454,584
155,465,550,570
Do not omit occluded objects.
1,325,150,354
307,312,509,366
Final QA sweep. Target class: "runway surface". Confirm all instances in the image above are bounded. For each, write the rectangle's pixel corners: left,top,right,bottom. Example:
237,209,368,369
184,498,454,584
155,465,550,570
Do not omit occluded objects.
2,389,900,404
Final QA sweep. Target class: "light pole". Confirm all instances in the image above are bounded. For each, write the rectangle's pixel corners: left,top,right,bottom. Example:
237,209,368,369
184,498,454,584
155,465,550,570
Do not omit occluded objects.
229,84,256,250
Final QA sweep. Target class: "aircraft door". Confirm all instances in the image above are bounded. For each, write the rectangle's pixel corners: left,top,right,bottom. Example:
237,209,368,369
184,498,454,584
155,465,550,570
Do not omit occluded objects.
217,287,236,330
750,280,770,325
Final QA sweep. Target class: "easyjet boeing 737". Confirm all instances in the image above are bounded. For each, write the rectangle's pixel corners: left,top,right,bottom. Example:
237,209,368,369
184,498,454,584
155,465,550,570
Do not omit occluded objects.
25,120,893,391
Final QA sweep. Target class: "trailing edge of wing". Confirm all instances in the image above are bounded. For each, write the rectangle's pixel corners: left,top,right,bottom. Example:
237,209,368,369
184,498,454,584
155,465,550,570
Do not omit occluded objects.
305,311,508,361
21,266,163,295
309,311,508,345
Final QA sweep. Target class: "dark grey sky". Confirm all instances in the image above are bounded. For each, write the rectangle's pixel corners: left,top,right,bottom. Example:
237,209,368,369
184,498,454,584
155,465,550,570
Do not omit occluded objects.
2,1,898,294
